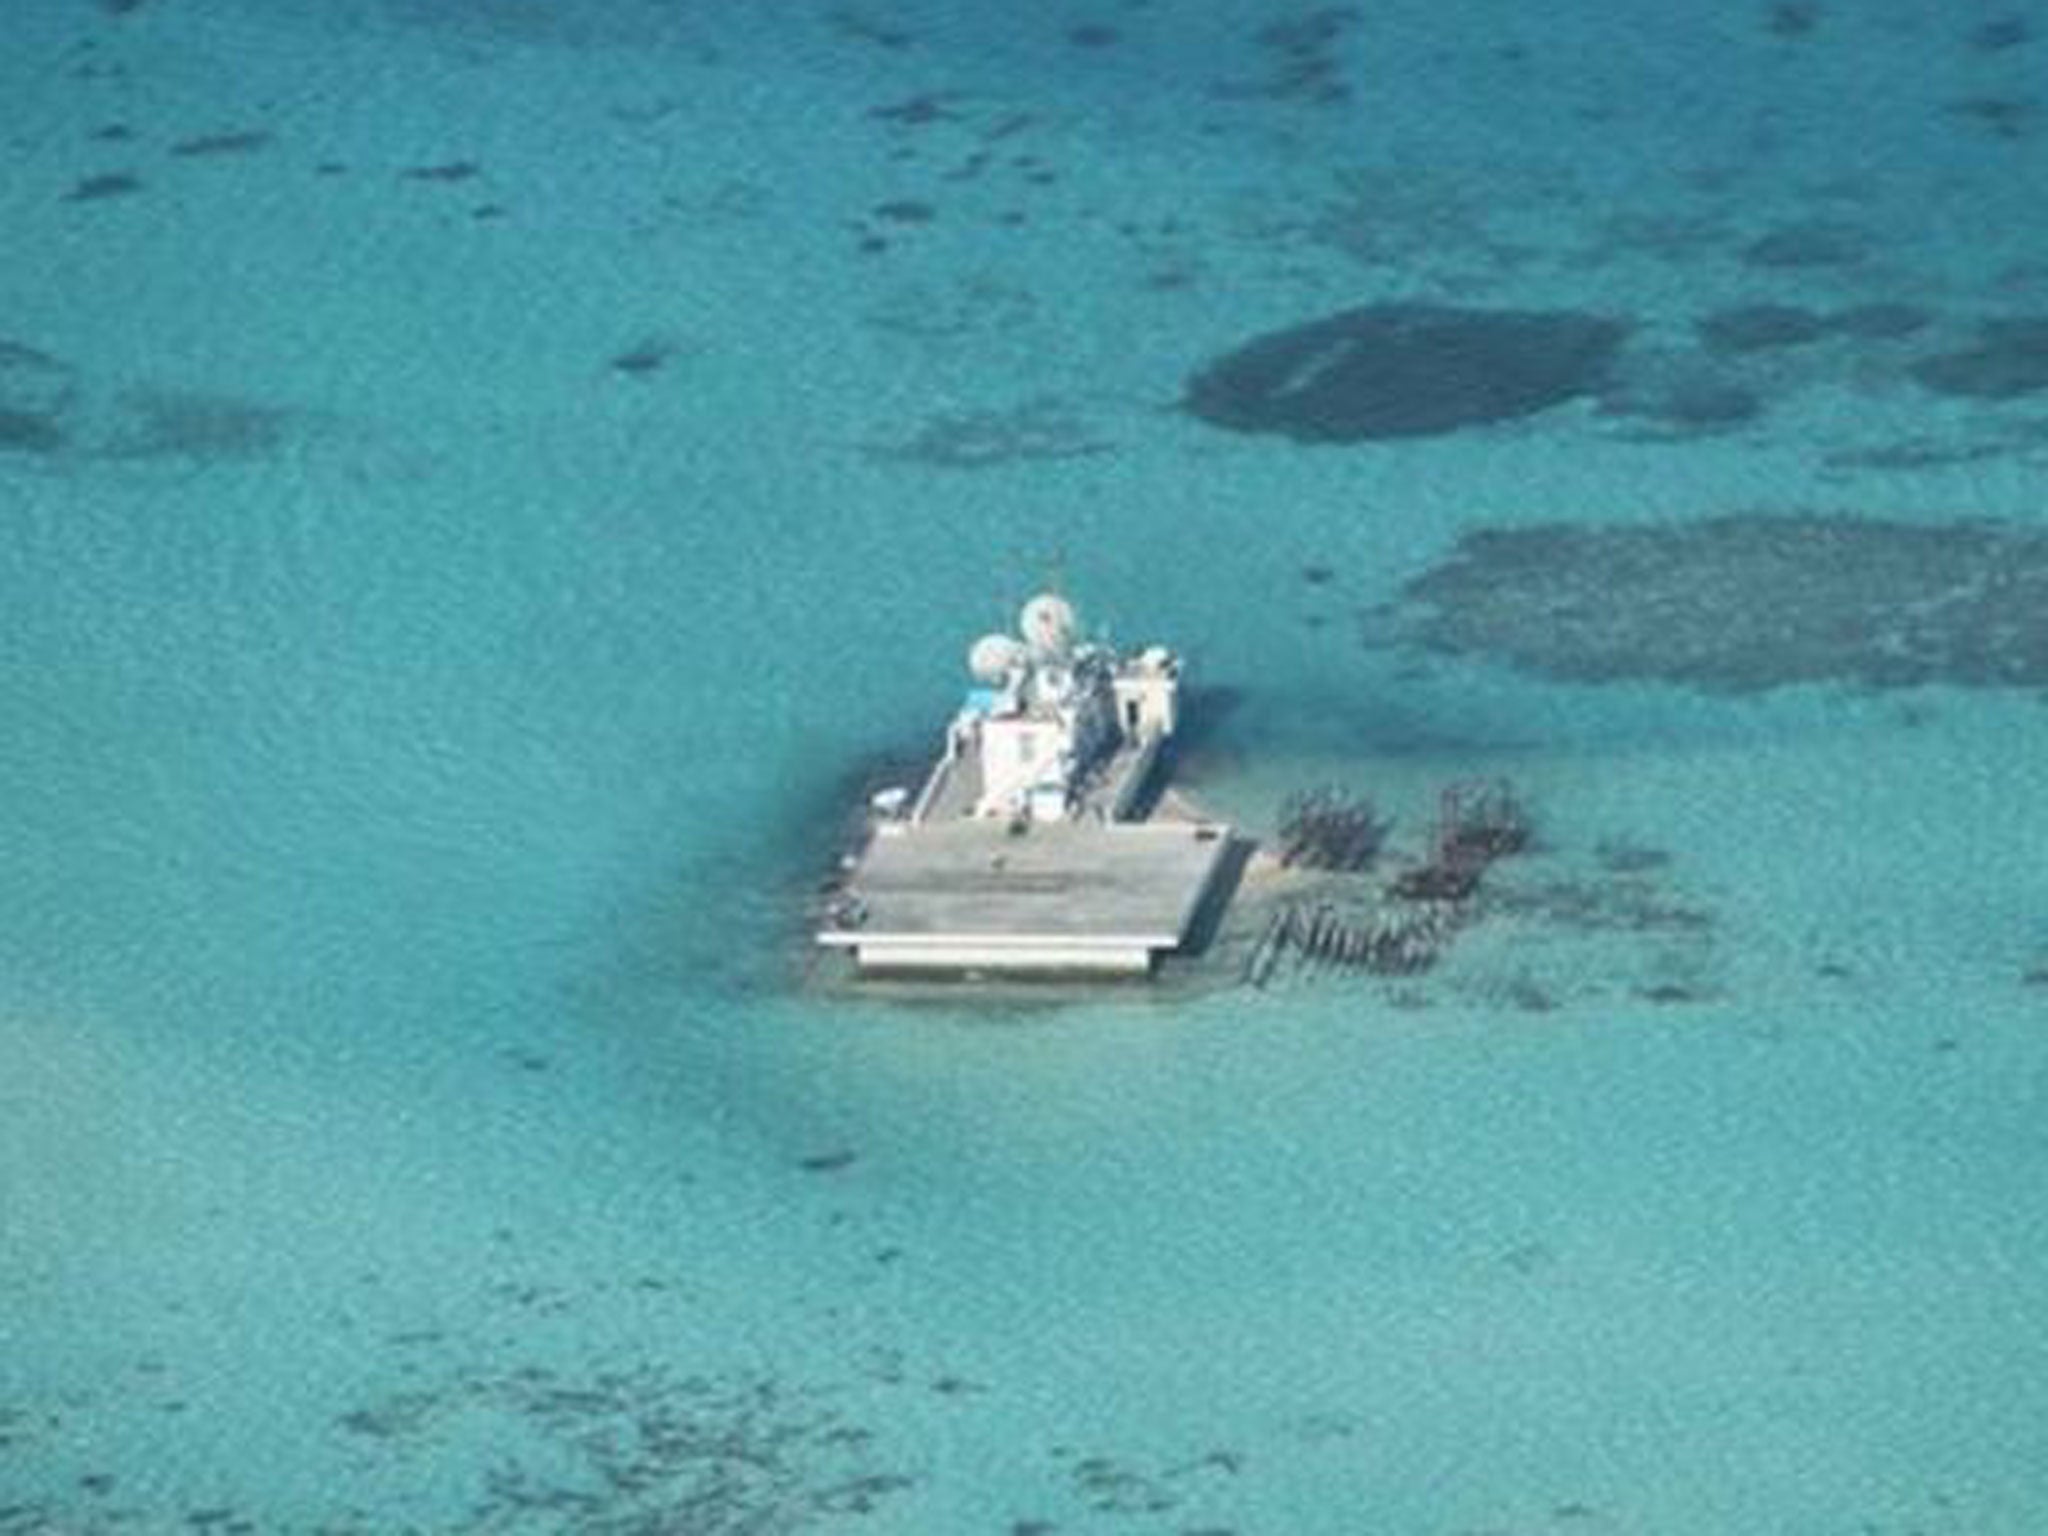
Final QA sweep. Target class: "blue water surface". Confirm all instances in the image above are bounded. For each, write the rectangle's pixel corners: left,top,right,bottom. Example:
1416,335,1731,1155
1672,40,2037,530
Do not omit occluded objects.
5,0,2047,1531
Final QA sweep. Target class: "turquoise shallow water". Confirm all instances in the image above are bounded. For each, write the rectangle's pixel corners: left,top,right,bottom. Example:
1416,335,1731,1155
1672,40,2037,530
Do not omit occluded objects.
5,1,2048,1531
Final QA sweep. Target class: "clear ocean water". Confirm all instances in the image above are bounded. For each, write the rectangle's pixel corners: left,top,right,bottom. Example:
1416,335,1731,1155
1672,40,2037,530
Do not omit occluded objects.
5,1,2047,1531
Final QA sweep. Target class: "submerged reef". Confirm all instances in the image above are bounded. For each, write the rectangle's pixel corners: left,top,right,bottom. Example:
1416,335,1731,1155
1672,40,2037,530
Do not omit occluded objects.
333,1360,917,1532
0,336,294,466
1909,317,2048,399
1740,220,1869,269
61,170,144,202
1211,8,1360,105
95,389,293,460
1391,513,2048,692
866,396,1112,468
1178,289,2043,455
1695,302,1830,354
1182,303,1629,442
0,339,76,454
1594,347,1762,434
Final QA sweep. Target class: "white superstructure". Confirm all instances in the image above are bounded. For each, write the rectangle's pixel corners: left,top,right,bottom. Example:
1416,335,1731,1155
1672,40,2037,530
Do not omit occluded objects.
819,593,1227,978
915,593,1182,826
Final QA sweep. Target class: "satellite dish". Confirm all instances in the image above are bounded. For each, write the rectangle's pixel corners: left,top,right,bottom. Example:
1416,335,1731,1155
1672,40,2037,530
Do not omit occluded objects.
1018,593,1077,661
968,632,1028,682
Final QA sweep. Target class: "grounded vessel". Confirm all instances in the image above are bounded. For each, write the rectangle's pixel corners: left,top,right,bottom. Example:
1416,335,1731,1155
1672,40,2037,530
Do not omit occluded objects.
816,594,1235,977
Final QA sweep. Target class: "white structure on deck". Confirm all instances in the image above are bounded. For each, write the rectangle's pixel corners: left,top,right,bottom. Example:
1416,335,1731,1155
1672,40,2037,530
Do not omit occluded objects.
912,593,1183,828
820,594,1229,977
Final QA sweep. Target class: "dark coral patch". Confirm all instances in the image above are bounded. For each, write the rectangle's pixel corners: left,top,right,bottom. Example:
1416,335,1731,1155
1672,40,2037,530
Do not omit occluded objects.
869,398,1112,469
1909,317,2048,398
1183,304,1629,443
1066,22,1122,47
96,390,293,461
1970,16,2031,51
1395,513,2048,692
1,337,69,380
827,8,916,49
1741,221,1868,269
338,1359,918,1528
1215,7,1357,104
399,160,480,183
169,129,272,157
609,338,675,375
1948,96,2033,139
869,93,966,127
0,409,67,454
1826,301,1933,340
1765,2,1820,37
1696,303,1828,353
1598,352,1762,433
1646,378,1762,431
63,171,142,202
1,338,76,452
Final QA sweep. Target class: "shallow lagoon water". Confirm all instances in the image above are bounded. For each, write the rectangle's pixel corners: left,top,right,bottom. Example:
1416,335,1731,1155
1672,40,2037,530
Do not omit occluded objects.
5,0,2048,1530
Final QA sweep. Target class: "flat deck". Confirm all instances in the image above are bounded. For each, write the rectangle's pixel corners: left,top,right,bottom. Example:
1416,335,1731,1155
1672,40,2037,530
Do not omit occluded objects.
819,819,1233,972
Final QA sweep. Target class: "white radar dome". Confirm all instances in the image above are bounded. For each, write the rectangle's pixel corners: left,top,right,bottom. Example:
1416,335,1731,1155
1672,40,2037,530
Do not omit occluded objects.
968,632,1028,682
1018,593,1078,660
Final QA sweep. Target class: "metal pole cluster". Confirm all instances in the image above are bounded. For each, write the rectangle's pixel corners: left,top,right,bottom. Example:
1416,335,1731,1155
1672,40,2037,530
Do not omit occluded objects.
1275,786,1388,872
1246,779,1532,989
1245,896,1461,987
